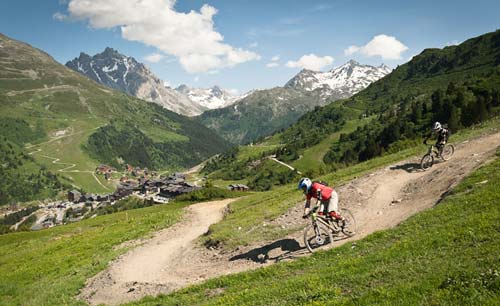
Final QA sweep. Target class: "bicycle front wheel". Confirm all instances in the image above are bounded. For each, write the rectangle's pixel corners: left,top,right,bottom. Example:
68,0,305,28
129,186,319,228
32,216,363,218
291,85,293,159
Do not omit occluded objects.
420,154,434,171
441,144,454,161
303,221,333,253
340,208,357,237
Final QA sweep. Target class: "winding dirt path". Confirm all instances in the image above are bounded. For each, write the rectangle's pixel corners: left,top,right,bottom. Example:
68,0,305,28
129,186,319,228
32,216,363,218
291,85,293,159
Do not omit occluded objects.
79,131,500,305
80,199,236,305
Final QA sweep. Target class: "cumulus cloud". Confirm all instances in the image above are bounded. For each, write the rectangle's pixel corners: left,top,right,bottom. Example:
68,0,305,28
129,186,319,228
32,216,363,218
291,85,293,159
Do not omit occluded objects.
144,53,164,63
60,0,260,73
266,62,279,68
286,54,334,71
271,55,280,61
344,34,408,60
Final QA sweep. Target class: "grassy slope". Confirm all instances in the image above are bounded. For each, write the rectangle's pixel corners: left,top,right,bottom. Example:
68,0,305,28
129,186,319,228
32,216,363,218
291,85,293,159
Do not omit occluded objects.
0,202,187,306
202,118,500,249
0,33,230,194
0,120,497,306
291,118,370,173
132,147,500,306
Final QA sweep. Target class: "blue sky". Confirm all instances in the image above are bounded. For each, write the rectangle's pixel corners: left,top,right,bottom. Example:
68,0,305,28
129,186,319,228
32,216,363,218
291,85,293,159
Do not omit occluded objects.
1,0,499,93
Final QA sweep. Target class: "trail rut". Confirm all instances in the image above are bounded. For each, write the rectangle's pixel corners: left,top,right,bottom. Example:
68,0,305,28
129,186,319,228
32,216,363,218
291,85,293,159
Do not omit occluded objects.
79,131,500,305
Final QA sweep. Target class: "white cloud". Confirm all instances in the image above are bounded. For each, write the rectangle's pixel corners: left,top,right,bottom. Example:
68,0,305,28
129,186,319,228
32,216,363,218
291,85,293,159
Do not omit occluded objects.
52,12,67,21
266,62,279,68
285,54,334,71
249,42,258,48
344,45,360,56
143,53,164,63
61,0,260,73
271,55,280,61
344,34,408,60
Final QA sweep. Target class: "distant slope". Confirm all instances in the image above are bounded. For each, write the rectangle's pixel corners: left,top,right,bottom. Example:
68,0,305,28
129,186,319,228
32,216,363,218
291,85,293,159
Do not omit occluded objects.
278,29,500,167
197,87,322,144
197,60,389,145
200,30,500,190
66,48,205,116
0,33,231,192
0,119,67,205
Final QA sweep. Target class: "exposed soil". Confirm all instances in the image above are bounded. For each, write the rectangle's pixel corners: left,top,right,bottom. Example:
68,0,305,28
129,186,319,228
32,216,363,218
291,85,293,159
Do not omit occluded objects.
79,131,500,305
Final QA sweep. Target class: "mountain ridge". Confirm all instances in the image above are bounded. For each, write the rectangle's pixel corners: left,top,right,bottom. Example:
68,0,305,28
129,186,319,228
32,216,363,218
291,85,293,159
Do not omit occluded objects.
66,48,207,116
197,60,390,144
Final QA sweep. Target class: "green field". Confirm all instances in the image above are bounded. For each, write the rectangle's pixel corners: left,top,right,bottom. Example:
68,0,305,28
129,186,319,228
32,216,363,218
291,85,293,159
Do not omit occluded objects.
25,119,115,193
132,151,500,306
291,118,371,173
0,202,187,306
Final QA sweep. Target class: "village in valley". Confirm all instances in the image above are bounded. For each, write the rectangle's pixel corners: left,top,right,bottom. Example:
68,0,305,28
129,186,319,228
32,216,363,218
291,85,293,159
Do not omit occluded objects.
1,163,248,232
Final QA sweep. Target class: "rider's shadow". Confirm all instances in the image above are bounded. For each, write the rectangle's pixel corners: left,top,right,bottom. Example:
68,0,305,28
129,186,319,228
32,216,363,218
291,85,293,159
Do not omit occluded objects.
390,162,422,173
229,238,306,264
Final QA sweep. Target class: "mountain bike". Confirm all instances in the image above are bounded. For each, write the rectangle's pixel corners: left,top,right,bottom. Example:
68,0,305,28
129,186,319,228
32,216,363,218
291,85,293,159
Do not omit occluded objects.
303,206,356,253
420,143,455,171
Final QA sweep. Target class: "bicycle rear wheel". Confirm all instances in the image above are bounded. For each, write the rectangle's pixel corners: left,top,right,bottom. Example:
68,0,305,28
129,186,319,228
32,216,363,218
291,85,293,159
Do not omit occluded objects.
339,208,357,237
441,144,454,161
420,154,434,171
303,221,333,253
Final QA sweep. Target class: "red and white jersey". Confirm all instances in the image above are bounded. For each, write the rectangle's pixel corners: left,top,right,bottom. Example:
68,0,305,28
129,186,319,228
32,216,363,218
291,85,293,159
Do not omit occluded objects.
306,182,333,201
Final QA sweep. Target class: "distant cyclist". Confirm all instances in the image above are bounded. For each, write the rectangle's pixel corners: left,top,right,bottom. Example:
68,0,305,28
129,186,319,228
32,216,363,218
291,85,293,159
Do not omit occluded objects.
424,121,450,153
298,178,343,221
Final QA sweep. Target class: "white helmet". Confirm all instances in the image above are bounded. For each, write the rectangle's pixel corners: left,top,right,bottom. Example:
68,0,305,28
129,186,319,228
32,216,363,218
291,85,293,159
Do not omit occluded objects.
433,122,442,131
298,177,312,193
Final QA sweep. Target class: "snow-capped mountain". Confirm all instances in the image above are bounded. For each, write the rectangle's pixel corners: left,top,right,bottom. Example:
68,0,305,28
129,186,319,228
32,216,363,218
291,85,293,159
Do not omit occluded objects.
175,85,239,110
285,60,392,99
66,48,205,116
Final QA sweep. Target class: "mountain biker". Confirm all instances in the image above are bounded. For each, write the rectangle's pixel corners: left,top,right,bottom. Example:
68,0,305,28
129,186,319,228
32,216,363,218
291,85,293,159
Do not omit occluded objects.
298,178,343,221
423,121,450,153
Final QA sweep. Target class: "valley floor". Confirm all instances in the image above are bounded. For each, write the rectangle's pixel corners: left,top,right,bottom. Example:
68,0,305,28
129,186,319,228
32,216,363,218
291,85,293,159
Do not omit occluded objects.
79,131,500,305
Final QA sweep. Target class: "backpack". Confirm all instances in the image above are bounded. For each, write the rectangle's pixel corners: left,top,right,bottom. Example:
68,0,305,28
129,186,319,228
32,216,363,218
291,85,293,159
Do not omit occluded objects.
312,180,329,187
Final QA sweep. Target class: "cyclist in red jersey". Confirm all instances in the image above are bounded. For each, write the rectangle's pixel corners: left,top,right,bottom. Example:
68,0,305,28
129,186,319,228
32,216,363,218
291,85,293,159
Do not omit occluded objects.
298,178,343,220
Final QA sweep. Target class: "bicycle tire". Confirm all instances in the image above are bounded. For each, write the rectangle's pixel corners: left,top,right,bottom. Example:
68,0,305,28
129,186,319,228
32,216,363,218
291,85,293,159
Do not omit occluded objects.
340,208,357,237
420,154,434,171
303,221,333,253
441,144,454,161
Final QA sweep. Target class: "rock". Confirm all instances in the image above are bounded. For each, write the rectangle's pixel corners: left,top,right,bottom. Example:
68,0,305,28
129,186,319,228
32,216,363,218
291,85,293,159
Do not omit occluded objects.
391,198,402,204
127,287,135,293
475,180,488,185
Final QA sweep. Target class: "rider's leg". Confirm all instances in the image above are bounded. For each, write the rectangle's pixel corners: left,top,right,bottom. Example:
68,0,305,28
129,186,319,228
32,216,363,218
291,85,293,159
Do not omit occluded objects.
327,191,342,220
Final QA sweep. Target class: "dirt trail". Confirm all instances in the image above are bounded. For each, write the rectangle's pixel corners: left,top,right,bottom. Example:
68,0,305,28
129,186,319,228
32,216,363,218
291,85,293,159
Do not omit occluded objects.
80,131,500,306
80,199,236,305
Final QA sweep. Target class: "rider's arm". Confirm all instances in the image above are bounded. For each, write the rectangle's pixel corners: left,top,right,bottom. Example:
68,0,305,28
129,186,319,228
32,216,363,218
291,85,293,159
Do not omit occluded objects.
423,132,431,145
303,199,311,217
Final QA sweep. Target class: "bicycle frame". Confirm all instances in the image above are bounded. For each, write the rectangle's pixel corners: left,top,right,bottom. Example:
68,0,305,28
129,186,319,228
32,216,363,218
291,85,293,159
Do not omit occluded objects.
309,210,340,234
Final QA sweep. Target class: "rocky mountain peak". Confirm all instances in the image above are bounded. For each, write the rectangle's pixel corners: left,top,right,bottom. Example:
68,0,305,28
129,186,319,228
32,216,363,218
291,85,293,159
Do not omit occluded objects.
285,60,391,100
66,48,204,116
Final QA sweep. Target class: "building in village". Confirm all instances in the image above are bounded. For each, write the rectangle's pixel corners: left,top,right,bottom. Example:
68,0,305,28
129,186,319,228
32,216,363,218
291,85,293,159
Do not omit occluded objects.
228,184,250,192
68,190,82,202
96,164,116,174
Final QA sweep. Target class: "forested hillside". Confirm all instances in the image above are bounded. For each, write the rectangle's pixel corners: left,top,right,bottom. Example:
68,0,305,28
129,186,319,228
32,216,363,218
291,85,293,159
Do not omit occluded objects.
0,137,66,205
202,30,500,190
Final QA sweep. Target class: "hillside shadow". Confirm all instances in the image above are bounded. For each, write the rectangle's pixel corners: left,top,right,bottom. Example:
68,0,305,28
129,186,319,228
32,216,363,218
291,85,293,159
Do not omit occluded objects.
390,162,421,173
229,238,306,264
